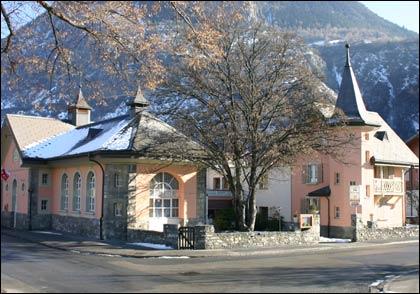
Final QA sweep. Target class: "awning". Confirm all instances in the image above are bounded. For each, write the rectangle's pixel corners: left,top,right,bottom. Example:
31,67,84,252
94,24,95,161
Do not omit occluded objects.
307,185,331,197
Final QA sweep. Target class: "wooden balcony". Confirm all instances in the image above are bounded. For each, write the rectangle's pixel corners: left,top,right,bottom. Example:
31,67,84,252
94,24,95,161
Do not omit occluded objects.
207,190,232,198
373,179,403,195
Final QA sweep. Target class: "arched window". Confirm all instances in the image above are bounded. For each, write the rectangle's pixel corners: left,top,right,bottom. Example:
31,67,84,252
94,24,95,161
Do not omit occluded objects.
149,172,179,218
61,174,69,210
73,173,81,211
86,172,95,212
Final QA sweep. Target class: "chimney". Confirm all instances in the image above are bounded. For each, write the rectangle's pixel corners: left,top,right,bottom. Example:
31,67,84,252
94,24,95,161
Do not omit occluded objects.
67,86,92,126
127,84,149,116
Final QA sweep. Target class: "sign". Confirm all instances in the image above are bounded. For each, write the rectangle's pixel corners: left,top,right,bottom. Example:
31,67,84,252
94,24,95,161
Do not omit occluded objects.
1,168,10,181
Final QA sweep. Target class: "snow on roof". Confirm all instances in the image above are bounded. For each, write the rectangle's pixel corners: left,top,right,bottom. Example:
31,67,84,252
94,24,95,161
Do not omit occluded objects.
370,112,419,166
23,115,134,159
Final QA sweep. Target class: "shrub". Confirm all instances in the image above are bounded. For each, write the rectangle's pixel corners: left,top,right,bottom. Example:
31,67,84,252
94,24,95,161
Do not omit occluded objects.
213,208,236,231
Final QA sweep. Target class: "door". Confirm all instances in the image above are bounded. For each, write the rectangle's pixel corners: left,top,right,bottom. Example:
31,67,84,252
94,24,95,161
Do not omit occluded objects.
12,179,17,228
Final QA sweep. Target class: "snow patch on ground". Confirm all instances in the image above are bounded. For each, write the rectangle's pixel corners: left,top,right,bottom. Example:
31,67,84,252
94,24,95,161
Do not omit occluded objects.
319,237,352,243
127,242,173,250
32,231,63,235
157,256,190,259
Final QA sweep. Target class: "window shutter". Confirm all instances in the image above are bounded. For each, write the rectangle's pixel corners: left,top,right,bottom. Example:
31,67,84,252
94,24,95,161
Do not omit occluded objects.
317,164,323,183
302,165,308,184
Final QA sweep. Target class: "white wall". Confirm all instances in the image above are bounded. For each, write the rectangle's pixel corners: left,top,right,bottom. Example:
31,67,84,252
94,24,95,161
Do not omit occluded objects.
206,167,292,222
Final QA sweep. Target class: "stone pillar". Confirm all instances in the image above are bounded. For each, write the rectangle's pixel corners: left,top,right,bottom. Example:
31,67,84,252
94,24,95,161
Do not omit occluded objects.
163,224,179,248
127,165,137,229
194,225,215,249
196,167,207,224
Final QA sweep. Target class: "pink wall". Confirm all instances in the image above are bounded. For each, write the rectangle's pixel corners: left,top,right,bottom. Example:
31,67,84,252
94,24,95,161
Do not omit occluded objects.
1,139,29,214
50,164,103,219
134,163,198,229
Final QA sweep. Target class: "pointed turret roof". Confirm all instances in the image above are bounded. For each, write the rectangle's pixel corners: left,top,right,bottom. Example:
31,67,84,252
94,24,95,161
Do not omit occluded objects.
127,84,149,108
69,87,92,110
332,43,380,127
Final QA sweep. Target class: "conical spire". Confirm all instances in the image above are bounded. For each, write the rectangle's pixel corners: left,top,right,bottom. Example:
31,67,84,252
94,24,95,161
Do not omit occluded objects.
333,43,380,127
127,84,149,114
73,86,92,110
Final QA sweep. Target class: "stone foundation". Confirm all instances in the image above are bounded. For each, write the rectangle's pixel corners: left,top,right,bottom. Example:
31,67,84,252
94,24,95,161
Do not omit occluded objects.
321,225,355,240
127,224,178,248
1,212,29,230
51,215,100,239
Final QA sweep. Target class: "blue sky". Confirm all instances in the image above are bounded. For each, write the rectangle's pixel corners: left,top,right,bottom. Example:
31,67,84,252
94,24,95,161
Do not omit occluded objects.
360,1,419,33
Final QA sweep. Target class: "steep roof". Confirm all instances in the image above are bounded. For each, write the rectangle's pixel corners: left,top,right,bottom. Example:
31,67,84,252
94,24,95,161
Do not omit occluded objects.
22,112,205,161
4,114,74,151
370,112,419,167
68,88,92,110
331,44,380,127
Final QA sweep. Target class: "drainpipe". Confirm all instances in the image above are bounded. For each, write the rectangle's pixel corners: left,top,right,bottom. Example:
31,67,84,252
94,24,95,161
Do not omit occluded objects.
410,165,414,218
327,197,330,238
88,154,105,240
28,187,34,230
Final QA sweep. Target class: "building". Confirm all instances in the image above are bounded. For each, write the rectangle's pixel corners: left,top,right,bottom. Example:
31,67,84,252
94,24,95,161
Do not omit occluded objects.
1,86,207,239
405,131,419,221
291,44,419,239
207,167,292,226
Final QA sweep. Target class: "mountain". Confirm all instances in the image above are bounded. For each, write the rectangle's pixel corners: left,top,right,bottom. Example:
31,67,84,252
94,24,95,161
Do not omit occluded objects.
1,1,419,140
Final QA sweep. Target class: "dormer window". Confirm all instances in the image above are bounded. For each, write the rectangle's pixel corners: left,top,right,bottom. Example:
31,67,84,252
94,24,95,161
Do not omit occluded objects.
374,131,388,141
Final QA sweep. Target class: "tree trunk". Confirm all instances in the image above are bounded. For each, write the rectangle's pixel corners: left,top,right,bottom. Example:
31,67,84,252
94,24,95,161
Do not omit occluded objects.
247,186,257,231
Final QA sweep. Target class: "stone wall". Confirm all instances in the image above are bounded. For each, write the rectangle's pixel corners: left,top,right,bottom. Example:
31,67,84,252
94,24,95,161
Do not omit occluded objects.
321,225,355,240
31,214,52,230
194,215,320,249
127,224,178,248
195,167,207,224
352,214,419,241
52,215,100,239
356,225,419,242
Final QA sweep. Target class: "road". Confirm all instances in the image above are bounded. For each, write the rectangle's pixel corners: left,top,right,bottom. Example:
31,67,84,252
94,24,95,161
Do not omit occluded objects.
1,234,418,293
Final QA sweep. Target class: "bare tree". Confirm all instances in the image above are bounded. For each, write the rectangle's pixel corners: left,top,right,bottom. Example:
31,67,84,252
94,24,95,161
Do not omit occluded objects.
154,4,352,231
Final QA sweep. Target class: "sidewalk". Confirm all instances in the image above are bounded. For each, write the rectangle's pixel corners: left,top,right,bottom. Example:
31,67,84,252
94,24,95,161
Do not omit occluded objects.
370,270,419,293
2,228,418,259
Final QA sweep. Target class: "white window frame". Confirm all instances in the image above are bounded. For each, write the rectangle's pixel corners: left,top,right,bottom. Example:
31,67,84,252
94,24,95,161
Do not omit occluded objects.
61,174,69,210
73,173,81,211
87,172,95,212
149,172,179,218
114,172,121,188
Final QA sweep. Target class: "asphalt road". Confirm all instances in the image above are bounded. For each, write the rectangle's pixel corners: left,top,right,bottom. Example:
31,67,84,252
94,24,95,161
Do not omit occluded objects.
1,234,419,293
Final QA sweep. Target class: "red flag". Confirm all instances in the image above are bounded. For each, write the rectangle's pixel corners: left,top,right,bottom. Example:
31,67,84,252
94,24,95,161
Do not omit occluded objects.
1,169,10,181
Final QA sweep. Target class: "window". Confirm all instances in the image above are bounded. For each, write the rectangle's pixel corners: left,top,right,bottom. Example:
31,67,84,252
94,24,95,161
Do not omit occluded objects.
365,151,370,163
374,166,381,178
365,133,369,140
259,206,269,221
366,185,370,197
5,183,8,191
350,181,357,186
335,173,340,185
303,164,322,184
41,173,49,185
114,203,123,216
61,174,69,210
114,172,121,188
21,182,25,191
73,173,81,211
86,172,95,212
335,206,341,219
149,172,179,218
259,174,269,190
13,149,19,162
41,200,48,211
383,166,394,179
222,177,229,190
213,177,221,190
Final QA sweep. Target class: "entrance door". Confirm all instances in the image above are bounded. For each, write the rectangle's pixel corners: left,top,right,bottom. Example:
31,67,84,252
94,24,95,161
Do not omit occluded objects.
12,179,17,228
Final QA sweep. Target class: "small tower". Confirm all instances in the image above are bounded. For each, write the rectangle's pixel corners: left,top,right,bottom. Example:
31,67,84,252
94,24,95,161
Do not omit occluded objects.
67,87,92,126
332,43,380,127
127,84,149,116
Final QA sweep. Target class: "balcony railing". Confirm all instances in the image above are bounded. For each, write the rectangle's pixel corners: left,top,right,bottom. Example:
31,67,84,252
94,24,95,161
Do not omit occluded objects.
207,190,232,198
373,179,403,195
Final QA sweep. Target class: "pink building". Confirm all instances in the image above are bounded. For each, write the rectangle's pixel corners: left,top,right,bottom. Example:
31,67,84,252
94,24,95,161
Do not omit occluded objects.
1,86,206,240
291,45,419,240
405,132,419,221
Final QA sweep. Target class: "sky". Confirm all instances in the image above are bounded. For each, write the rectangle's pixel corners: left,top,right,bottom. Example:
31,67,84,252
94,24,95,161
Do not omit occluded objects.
1,1,420,37
359,1,419,33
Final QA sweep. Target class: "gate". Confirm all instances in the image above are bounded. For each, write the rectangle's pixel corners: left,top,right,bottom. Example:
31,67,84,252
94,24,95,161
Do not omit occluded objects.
178,226,195,250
